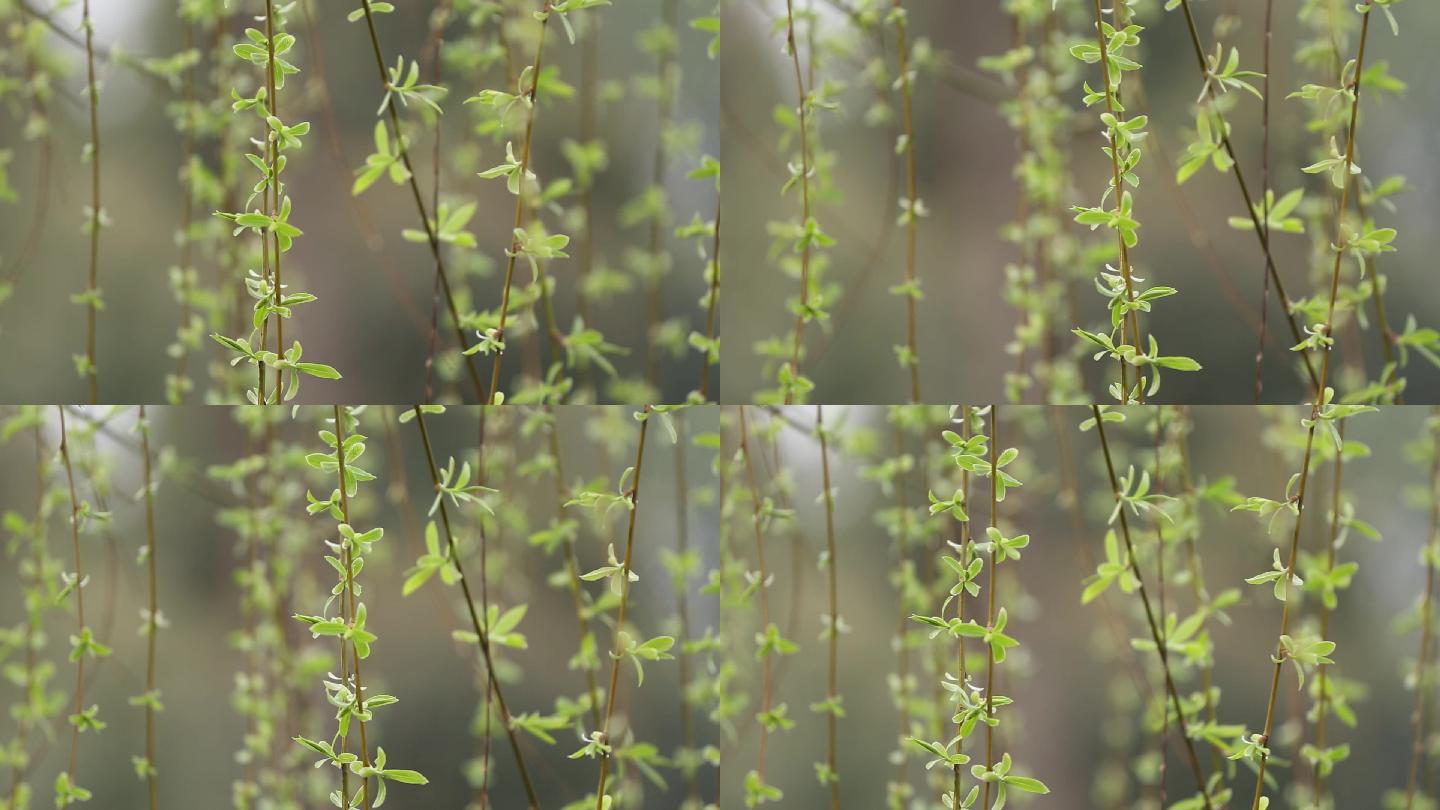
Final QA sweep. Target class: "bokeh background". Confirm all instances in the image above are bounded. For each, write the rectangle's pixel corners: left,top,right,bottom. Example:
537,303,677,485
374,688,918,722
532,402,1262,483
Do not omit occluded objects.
0,0,718,403
723,405,1440,808
721,0,1440,404
0,405,720,808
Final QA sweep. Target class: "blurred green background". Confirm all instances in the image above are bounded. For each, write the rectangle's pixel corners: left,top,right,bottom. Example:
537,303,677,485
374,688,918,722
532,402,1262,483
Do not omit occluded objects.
722,405,1440,808
0,0,718,403
0,405,719,808
721,0,1440,404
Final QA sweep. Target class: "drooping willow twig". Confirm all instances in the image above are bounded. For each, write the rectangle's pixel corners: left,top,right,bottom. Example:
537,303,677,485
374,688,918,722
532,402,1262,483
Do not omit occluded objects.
1245,7,1377,805
592,406,652,809
353,1,486,401
1091,405,1214,810
410,406,540,807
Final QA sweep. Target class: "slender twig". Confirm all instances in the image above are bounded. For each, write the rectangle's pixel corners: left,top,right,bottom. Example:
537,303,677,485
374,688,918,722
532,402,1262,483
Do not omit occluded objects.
298,0,428,337
894,423,912,795
674,415,698,802
1087,0,1143,401
138,406,160,809
952,405,973,807
782,0,814,404
1404,413,1440,808
1174,408,1223,776
1092,405,1214,810
1248,8,1375,804
1254,0,1275,402
265,0,286,398
545,406,603,730
893,0,921,403
353,0,486,401
981,406,999,809
1311,419,1345,801
592,406,652,810
332,407,374,809
816,405,840,809
411,406,540,808
487,4,553,405
57,407,88,788
736,406,774,781
1174,0,1321,394
80,0,100,403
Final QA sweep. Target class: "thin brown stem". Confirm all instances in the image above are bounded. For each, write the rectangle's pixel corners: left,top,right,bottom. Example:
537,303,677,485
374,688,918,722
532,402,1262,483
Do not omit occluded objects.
1248,10,1374,803
893,0,920,403
1312,420,1345,801
410,407,541,808
952,405,973,807
81,0,100,403
57,407,87,786
1255,0,1274,402
545,406,604,730
1092,406,1214,810
783,0,814,403
982,406,999,809
487,5,553,405
354,0,486,401
1088,0,1143,402
266,0,284,399
817,405,840,809
138,406,160,809
1175,0,1321,394
593,406,652,810
333,407,374,809
737,406,773,781
673,416,698,802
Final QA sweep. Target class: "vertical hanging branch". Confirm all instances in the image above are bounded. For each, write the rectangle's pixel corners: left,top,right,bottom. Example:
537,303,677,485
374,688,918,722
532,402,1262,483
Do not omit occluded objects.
671,414,700,802
1234,6,1382,804
78,0,101,403
1253,0,1274,402
582,406,664,810
890,1,921,403
479,4,549,404
350,1,484,402
890,421,913,804
1087,405,1214,810
136,406,162,809
543,406,603,728
1299,417,1366,800
815,405,841,807
781,0,818,406
470,0,611,403
1074,0,1143,401
408,406,538,808
56,407,107,807
212,3,338,403
293,407,430,810
1169,0,1320,394
980,408,1000,808
736,406,786,805
911,405,1046,809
